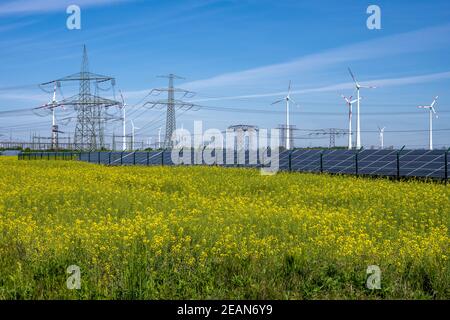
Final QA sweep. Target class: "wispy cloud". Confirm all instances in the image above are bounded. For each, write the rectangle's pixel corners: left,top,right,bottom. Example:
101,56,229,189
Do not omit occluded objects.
0,91,48,104
189,71,450,102
0,19,37,32
182,24,450,91
0,0,135,16
121,71,450,104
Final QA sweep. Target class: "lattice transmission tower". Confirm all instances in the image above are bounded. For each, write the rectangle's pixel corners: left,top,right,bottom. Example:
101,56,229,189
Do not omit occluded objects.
40,45,120,151
309,128,349,148
144,74,200,149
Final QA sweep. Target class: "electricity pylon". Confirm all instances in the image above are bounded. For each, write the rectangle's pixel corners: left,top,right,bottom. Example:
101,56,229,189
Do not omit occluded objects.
144,74,199,149
40,45,120,151
309,128,349,148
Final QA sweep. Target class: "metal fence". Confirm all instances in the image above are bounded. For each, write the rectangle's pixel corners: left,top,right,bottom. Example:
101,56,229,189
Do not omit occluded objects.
18,149,450,182
18,152,79,161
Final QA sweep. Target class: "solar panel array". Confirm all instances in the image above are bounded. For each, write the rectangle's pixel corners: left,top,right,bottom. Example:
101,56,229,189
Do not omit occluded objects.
20,149,449,180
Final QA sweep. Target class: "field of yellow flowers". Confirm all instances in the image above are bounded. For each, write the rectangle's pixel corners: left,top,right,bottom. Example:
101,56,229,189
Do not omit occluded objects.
0,156,448,299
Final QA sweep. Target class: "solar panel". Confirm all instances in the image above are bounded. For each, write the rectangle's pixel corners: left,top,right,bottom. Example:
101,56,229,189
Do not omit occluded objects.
400,150,446,178
72,149,448,180
322,150,356,174
290,149,322,172
358,149,397,177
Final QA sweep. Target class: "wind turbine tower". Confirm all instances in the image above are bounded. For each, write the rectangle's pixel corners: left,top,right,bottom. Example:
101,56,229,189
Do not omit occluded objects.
34,83,63,150
418,96,438,150
158,127,162,149
130,120,139,151
348,68,376,149
341,94,359,149
50,85,62,150
119,90,127,151
271,81,298,150
378,126,386,149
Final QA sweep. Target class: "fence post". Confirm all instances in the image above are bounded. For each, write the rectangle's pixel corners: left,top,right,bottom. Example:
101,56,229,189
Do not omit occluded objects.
133,152,136,165
120,152,124,165
320,152,324,173
147,152,150,166
109,152,112,165
98,152,101,164
161,150,165,166
88,152,91,163
288,150,293,172
397,146,405,181
445,148,449,185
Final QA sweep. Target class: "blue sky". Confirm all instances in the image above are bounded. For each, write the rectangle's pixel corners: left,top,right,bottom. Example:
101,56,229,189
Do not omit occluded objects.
0,0,449,148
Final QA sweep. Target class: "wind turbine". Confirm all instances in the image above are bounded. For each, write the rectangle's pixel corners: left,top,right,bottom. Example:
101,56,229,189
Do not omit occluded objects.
119,90,127,151
418,96,438,150
130,120,140,151
378,126,386,149
348,68,376,149
147,137,152,149
50,85,59,149
341,94,360,149
271,81,298,150
35,83,64,150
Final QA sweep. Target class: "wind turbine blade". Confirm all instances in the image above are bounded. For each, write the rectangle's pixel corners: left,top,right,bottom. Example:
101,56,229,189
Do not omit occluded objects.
271,99,284,105
288,80,292,95
431,96,438,107
360,85,376,89
348,67,357,84
340,94,351,104
119,89,125,106
289,97,299,106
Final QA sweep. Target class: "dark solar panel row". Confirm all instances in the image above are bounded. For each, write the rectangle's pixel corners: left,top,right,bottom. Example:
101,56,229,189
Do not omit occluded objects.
21,149,449,180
